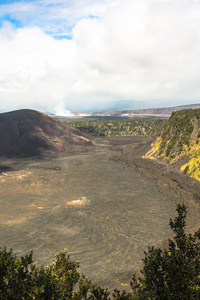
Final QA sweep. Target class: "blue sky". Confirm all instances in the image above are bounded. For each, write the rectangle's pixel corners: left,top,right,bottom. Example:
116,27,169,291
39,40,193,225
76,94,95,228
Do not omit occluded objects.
0,0,200,114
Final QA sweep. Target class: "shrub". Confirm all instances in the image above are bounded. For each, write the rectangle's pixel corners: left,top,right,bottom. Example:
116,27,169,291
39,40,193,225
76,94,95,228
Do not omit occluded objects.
1,204,200,299
0,248,79,299
131,204,200,299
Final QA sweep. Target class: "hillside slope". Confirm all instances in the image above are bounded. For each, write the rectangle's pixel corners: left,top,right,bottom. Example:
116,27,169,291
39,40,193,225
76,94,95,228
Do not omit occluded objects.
145,109,200,180
0,109,92,157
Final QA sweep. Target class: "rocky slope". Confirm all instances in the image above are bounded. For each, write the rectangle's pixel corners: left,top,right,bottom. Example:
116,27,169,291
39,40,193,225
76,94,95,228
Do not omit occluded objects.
145,109,200,180
0,109,92,157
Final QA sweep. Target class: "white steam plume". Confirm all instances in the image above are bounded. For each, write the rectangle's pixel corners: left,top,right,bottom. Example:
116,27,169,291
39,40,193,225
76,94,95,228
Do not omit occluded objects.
54,101,72,116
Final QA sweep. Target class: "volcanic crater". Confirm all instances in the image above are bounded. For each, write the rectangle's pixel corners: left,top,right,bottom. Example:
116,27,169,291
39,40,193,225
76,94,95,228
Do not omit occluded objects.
0,109,200,291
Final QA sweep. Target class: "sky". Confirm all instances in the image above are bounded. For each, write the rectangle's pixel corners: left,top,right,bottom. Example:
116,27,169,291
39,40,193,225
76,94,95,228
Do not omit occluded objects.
0,0,200,114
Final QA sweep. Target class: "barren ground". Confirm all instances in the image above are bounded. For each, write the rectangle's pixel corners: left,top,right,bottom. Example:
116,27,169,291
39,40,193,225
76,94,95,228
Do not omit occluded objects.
0,136,200,291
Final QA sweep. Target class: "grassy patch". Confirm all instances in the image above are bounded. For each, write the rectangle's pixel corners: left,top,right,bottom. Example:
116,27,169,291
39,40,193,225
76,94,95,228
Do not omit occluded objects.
181,151,200,180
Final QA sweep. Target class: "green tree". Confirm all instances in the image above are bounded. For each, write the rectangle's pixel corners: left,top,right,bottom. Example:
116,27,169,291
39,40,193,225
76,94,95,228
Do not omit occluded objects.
131,204,200,299
0,248,79,299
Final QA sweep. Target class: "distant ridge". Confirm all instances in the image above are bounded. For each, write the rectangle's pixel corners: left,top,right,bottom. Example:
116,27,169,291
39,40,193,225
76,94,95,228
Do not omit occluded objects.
0,109,92,157
52,103,200,121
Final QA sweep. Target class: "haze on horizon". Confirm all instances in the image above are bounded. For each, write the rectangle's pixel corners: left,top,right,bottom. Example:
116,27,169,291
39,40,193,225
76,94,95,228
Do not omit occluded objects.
0,0,200,115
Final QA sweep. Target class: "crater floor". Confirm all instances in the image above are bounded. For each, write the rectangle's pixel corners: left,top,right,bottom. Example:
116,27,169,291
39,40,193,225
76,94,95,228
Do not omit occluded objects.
0,139,200,290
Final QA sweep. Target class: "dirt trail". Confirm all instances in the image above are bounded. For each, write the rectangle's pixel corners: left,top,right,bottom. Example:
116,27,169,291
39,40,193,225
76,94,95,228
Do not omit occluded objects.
0,138,200,291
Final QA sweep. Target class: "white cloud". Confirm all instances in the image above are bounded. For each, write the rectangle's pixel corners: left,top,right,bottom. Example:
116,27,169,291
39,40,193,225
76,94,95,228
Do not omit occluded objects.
0,0,117,37
0,22,79,112
0,0,200,113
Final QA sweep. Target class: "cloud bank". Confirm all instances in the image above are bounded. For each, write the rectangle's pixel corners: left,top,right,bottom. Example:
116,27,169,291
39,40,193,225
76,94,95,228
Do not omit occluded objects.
0,0,200,113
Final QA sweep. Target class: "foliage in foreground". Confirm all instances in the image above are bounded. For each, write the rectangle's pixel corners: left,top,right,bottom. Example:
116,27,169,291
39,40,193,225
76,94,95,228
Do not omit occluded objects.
131,203,200,299
1,204,200,299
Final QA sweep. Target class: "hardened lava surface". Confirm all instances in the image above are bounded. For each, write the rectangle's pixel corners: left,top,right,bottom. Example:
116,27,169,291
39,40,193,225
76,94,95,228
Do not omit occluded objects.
0,138,200,291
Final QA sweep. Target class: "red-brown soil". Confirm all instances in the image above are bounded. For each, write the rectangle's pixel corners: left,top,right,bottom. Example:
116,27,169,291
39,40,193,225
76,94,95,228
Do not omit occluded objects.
0,109,92,157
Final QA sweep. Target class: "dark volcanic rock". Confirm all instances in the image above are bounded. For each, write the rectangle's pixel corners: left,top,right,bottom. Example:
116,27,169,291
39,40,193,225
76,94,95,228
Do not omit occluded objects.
0,109,92,157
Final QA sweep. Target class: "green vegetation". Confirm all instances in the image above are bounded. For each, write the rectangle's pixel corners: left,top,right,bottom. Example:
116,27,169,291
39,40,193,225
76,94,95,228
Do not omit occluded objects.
0,248,110,300
158,109,199,158
130,204,200,299
181,155,200,179
145,109,200,180
65,119,167,137
2,204,200,299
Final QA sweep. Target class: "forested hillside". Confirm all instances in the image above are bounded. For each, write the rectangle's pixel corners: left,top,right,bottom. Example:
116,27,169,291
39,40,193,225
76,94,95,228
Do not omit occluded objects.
145,109,200,180
65,118,167,137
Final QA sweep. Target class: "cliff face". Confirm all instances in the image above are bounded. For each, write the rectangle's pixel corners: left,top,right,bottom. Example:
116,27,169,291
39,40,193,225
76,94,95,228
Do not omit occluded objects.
145,109,200,180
